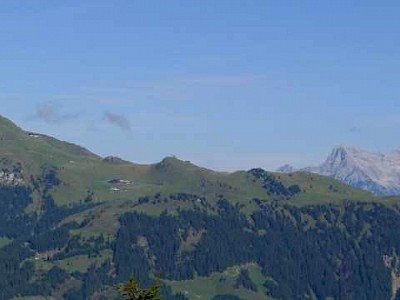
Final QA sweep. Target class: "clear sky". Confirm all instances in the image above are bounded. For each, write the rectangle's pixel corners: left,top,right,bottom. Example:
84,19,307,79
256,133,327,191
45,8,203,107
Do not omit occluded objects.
1,1,399,171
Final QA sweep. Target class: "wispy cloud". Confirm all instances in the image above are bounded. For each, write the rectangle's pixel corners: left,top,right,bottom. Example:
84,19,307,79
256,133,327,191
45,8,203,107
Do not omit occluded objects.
103,112,131,131
34,101,79,124
349,126,362,133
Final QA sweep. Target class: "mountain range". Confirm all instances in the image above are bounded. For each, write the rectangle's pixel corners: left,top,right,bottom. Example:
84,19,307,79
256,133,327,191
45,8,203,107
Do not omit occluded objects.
278,146,400,196
1,115,400,300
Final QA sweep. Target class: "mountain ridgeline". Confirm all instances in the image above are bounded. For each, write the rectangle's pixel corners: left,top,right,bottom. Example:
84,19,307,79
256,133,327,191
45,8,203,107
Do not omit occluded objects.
278,146,400,196
1,115,400,300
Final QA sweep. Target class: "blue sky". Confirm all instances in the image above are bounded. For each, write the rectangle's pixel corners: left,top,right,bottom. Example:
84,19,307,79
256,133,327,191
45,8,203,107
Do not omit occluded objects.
1,1,400,171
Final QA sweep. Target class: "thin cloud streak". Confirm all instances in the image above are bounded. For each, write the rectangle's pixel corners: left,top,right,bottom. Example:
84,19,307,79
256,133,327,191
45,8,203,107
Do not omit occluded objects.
83,74,265,100
34,102,79,124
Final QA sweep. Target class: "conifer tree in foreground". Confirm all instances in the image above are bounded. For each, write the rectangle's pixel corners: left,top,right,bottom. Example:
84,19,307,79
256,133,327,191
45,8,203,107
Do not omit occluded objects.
118,278,161,300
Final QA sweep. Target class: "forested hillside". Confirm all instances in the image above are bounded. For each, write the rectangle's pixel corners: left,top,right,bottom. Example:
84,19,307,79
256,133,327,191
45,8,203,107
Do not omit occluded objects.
1,115,400,300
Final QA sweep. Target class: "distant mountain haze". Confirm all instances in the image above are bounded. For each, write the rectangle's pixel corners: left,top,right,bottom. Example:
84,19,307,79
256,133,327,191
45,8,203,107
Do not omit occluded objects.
278,146,400,196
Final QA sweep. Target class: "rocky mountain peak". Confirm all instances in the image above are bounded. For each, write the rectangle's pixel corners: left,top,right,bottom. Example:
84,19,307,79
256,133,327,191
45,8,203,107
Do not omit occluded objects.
388,148,400,158
304,146,400,195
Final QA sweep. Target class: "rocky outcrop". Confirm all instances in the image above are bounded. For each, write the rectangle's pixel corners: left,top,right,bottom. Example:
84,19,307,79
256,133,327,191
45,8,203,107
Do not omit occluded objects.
305,146,400,195
0,170,23,185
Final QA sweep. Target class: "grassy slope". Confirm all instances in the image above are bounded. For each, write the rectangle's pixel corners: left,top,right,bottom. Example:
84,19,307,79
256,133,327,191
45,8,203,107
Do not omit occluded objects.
0,115,378,203
1,115,398,299
277,171,375,206
32,249,113,274
0,236,12,249
166,264,275,300
0,115,390,237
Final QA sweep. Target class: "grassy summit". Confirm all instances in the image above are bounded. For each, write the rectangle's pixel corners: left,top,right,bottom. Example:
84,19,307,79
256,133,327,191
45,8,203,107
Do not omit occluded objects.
0,114,378,228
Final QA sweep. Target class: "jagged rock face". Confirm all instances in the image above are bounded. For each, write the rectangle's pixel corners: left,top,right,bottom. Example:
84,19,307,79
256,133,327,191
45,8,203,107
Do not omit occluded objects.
0,171,23,185
306,146,400,195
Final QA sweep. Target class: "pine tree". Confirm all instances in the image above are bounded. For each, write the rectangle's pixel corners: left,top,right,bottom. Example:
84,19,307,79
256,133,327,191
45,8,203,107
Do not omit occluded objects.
117,278,161,300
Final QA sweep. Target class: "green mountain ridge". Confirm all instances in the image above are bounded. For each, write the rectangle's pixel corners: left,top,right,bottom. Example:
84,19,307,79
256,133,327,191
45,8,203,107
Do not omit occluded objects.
1,115,400,300
0,115,375,208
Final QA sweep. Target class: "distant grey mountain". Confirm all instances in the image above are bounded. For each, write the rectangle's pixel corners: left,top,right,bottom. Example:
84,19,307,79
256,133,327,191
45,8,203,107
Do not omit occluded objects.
303,146,400,195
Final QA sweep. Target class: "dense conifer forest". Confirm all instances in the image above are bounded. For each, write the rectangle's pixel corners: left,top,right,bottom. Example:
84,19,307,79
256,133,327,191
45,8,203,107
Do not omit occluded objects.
1,174,400,299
